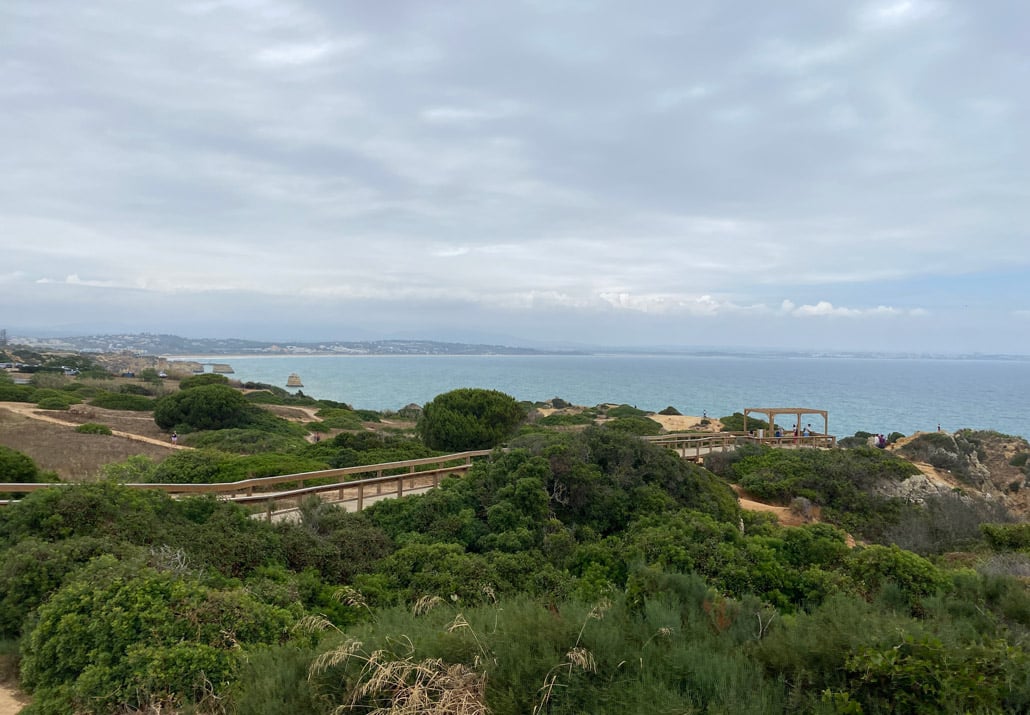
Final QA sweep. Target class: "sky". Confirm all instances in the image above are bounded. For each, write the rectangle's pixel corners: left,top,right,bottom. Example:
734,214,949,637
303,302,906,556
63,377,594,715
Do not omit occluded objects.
2,1,1029,353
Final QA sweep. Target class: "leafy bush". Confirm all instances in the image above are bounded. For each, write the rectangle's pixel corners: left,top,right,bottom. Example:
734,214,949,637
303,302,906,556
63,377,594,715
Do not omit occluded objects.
152,450,229,484
35,396,71,410
658,405,682,415
90,391,155,411
315,407,365,430
719,412,770,432
847,544,947,602
0,384,35,402
536,412,595,427
177,372,231,390
720,446,918,540
605,404,648,419
119,383,156,396
74,423,112,435
181,428,306,454
153,384,259,431
32,388,80,409
0,445,43,483
604,415,663,435
20,555,293,714
417,388,525,451
982,523,1030,551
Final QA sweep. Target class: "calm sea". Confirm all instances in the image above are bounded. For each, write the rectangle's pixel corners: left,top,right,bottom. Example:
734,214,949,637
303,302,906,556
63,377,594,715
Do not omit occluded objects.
172,354,1030,440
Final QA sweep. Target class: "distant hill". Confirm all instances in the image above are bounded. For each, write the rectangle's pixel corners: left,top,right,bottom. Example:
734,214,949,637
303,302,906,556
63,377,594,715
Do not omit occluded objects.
10,333,581,356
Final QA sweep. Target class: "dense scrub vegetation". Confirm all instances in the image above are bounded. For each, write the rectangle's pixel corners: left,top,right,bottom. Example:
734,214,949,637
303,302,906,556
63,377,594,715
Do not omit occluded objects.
2,366,1030,712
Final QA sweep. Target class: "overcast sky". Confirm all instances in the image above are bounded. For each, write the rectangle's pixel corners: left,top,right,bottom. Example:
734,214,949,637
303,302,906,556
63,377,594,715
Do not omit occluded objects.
2,1,1028,353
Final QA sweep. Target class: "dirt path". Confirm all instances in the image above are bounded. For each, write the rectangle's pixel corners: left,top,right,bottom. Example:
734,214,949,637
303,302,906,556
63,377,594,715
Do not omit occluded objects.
0,684,26,715
0,402,181,450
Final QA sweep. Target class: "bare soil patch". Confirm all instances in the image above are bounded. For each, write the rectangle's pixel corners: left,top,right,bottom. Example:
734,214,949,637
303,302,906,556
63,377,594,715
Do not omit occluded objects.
649,414,724,433
0,683,26,715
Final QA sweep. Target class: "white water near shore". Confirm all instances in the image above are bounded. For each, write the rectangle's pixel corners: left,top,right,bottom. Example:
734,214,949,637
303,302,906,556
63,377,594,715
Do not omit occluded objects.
165,354,1030,440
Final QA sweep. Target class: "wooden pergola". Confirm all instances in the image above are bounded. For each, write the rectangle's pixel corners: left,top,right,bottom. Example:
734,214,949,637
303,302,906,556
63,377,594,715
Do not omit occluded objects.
743,407,829,437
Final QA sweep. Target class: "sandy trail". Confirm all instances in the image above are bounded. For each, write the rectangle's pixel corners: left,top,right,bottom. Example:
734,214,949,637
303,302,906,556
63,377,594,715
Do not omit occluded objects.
0,402,181,449
0,684,26,715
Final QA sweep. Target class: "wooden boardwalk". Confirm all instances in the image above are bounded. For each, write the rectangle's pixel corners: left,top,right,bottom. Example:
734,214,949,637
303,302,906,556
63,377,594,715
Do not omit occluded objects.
0,432,836,521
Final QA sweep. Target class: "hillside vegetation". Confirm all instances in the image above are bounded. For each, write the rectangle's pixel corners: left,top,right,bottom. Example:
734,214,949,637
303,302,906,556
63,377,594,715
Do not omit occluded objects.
1,358,1029,712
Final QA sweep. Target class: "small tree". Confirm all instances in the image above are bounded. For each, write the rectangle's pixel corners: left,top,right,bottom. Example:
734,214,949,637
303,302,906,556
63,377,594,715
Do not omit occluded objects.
416,388,525,451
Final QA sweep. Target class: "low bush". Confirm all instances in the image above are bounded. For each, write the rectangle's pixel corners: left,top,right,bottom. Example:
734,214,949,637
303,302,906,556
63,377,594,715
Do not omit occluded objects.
604,416,663,436
74,423,113,436
658,405,682,415
606,404,648,419
536,412,595,427
90,391,155,411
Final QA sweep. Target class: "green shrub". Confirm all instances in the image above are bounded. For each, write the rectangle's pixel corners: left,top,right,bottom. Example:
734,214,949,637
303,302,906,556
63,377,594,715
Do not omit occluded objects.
153,384,257,431
847,544,947,602
90,391,155,411
20,556,293,715
32,388,79,409
0,445,42,483
719,412,770,432
315,407,365,430
1010,453,1029,468
417,388,525,451
74,423,112,436
982,523,1030,551
181,428,306,454
177,373,231,390
35,396,71,410
604,416,663,435
605,404,647,419
0,384,35,402
119,383,155,396
658,405,682,415
152,450,229,484
536,412,595,427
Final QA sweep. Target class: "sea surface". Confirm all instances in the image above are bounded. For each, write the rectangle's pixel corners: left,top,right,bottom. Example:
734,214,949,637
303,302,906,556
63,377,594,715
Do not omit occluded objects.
171,354,1030,440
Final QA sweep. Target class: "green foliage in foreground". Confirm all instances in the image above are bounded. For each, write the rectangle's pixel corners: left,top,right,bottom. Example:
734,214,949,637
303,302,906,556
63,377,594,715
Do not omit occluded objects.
21,556,294,715
2,418,1030,713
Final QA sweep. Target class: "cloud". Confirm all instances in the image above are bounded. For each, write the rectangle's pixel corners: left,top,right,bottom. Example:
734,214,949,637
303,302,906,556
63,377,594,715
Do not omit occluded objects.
0,1,1027,353
784,301,926,318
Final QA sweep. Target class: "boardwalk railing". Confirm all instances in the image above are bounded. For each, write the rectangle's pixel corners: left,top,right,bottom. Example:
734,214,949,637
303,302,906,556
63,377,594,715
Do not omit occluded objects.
0,450,492,519
645,431,836,460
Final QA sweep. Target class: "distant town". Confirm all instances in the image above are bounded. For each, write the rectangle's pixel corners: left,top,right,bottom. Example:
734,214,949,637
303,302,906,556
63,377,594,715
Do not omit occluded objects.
4,332,569,357
4,331,1028,362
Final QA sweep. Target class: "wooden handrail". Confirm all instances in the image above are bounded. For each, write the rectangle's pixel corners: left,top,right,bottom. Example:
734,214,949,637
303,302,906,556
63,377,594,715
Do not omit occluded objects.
0,450,492,499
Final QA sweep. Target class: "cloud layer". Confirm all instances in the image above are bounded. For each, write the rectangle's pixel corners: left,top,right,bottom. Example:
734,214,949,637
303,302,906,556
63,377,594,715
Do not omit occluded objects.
2,1,1028,351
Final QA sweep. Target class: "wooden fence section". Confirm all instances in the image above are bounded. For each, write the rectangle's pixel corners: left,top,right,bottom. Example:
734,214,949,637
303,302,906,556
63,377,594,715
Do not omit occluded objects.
0,451,492,517
644,431,836,460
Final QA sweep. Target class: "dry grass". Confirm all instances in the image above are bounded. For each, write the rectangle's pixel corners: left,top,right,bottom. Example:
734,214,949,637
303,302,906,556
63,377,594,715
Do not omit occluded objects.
0,406,171,481
311,638,488,715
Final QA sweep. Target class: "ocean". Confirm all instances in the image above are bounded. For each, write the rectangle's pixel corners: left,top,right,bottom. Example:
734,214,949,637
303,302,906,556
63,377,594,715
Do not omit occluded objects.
170,354,1030,440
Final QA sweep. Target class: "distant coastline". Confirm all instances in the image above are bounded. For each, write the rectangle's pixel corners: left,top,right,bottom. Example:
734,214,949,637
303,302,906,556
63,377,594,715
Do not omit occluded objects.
10,332,1030,362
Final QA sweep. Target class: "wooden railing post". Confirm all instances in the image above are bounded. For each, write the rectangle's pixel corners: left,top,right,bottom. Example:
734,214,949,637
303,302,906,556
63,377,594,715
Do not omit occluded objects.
357,483,364,511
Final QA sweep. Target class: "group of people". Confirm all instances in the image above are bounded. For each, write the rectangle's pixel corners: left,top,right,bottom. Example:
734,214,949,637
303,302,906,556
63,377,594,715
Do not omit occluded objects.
772,424,815,439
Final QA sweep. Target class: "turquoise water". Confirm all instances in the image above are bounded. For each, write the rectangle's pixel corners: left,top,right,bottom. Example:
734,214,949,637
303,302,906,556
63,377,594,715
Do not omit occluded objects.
178,354,1030,440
